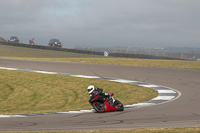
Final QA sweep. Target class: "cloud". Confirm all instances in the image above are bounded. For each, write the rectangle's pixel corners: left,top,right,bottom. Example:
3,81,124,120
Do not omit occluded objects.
0,0,200,47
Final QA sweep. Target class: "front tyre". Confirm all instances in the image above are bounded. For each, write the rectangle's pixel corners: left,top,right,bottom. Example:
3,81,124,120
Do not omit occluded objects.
115,100,124,111
92,102,105,113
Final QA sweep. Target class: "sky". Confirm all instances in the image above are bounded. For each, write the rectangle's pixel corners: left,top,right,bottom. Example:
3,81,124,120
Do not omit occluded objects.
0,0,200,48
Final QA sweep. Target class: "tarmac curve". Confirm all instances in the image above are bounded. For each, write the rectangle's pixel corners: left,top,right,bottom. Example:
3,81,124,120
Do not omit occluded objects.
0,58,200,132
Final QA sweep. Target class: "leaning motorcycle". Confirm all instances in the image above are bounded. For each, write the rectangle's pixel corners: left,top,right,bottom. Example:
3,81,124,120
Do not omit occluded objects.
89,93,124,113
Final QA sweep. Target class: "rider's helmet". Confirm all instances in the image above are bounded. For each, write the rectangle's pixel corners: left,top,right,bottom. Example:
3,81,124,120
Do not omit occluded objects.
87,85,95,94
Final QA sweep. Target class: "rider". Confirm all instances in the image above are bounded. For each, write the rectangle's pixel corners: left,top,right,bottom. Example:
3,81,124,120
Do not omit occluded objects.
87,85,115,104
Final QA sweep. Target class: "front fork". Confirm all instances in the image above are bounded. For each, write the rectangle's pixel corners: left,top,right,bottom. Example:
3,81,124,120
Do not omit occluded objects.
111,97,115,103
108,96,115,105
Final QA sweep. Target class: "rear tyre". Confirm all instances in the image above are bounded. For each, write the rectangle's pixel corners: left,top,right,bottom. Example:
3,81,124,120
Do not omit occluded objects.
92,102,105,113
115,100,124,111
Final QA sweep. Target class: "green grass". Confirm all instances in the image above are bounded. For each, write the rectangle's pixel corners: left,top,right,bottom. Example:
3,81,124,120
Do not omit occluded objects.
0,44,200,69
4,127,200,133
0,69,157,115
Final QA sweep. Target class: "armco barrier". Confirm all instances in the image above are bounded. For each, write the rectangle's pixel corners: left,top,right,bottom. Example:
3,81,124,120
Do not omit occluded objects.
0,41,183,60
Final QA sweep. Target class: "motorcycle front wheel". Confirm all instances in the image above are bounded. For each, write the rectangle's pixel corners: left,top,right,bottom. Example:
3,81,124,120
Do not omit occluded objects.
92,102,105,113
115,100,124,111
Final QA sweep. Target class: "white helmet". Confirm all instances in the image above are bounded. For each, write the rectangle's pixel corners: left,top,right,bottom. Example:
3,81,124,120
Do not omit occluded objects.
87,85,95,94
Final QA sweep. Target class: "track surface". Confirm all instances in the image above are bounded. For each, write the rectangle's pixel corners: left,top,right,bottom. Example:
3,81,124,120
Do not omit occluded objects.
0,59,200,132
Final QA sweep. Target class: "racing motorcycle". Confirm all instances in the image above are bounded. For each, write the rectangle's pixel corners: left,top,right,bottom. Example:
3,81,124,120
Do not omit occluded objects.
89,93,124,113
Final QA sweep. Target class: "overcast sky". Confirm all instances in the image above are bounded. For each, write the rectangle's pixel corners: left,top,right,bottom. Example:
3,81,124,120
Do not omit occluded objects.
0,0,200,48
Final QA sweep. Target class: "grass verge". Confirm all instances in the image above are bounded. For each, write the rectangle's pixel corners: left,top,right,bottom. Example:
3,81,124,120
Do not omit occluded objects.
0,69,157,115
4,127,200,133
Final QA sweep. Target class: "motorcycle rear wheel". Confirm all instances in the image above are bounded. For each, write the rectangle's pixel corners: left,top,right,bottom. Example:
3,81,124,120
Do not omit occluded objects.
92,102,105,113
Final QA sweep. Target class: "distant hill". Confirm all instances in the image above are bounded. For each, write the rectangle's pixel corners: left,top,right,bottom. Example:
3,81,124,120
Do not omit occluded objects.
0,37,7,42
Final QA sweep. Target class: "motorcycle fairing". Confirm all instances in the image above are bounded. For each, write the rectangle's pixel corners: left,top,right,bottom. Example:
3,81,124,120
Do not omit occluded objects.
104,99,117,112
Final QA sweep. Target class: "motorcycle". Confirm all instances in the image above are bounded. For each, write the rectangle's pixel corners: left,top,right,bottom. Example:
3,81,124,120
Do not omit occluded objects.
89,93,124,113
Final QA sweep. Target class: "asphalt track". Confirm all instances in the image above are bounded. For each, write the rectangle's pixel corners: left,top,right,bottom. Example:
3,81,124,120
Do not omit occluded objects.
0,58,200,132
